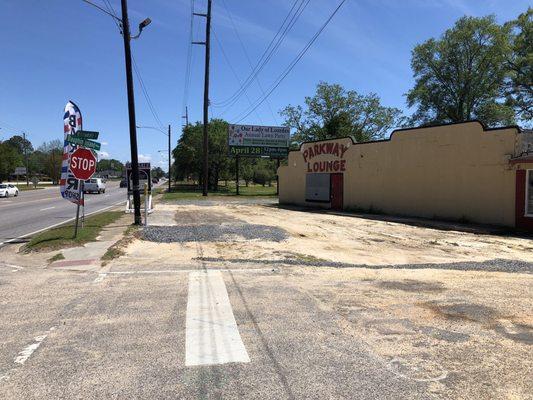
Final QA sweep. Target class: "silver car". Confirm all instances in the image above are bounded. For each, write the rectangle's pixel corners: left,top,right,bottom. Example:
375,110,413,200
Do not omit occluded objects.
83,178,106,194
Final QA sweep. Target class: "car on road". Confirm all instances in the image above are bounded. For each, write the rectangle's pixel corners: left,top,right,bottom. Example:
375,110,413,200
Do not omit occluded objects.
0,184,19,198
152,177,159,184
119,178,128,188
84,178,106,194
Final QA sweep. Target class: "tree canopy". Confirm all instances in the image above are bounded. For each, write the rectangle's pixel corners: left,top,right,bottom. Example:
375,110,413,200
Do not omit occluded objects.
406,12,531,127
280,82,402,144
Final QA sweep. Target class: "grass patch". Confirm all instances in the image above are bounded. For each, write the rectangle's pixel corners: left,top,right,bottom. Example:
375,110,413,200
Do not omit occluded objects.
17,186,48,191
47,253,65,263
23,211,123,253
101,225,139,264
160,181,277,201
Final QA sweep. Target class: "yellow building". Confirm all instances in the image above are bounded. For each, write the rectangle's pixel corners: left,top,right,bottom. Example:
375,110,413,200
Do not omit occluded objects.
278,121,533,231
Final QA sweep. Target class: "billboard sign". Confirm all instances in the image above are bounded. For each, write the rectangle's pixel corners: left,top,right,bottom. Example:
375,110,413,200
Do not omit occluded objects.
228,124,289,158
126,162,151,194
14,167,26,175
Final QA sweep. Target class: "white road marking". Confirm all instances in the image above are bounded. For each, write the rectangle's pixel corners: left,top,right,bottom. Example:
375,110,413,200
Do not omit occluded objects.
185,270,250,367
0,200,125,249
39,206,55,211
14,335,47,365
94,273,107,283
106,268,278,275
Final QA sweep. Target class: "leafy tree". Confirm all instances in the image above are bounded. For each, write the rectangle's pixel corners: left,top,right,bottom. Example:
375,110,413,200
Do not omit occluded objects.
406,15,514,127
172,119,230,191
0,141,22,182
152,167,165,179
37,140,63,184
5,135,33,154
504,8,532,125
97,159,124,174
281,82,402,144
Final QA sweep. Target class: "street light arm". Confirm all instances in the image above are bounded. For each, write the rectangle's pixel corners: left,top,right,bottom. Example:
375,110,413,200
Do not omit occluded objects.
131,18,152,39
136,125,168,136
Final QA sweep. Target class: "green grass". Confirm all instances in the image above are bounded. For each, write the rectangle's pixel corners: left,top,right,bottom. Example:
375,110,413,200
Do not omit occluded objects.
47,253,65,263
101,225,138,264
17,186,48,191
160,181,277,201
23,211,123,252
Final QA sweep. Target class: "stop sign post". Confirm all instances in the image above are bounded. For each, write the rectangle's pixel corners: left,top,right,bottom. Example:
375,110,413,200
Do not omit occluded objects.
70,148,97,180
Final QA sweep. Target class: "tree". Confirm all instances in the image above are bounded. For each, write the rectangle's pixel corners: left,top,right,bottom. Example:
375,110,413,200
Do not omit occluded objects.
281,82,402,144
406,15,514,127
172,119,231,191
0,142,22,182
504,8,532,125
5,135,33,155
38,140,63,184
152,167,165,179
97,159,124,174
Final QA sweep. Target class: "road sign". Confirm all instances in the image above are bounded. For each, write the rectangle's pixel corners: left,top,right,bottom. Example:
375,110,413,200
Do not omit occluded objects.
14,167,27,175
70,148,97,180
125,162,151,194
66,135,101,151
73,130,99,140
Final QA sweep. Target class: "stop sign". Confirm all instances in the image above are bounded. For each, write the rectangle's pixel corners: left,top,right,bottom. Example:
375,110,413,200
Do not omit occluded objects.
70,148,97,180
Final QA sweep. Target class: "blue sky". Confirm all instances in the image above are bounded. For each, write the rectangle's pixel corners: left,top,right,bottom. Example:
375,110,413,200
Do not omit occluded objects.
0,0,529,170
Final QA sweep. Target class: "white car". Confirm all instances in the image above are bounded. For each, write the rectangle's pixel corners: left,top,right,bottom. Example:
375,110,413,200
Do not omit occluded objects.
0,184,19,198
83,178,106,194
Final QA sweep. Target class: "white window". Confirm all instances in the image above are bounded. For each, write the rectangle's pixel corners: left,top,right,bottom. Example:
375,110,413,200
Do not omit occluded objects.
527,170,533,217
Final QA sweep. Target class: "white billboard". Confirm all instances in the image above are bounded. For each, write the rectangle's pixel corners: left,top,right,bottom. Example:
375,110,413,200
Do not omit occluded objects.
228,124,290,148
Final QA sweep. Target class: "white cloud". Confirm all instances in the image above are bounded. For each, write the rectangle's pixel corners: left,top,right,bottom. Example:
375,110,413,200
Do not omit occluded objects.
101,141,109,146
139,154,152,162
98,151,110,159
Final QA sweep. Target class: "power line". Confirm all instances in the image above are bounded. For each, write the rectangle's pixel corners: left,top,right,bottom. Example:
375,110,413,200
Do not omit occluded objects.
233,0,347,123
211,0,308,108
219,0,278,124
181,0,194,119
131,54,165,131
212,29,263,124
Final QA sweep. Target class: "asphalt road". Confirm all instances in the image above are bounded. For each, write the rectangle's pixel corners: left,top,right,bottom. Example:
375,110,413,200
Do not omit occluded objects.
0,181,127,246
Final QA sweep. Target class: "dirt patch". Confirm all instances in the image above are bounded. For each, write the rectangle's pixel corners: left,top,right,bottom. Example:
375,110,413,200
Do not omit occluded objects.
420,302,499,323
376,279,446,293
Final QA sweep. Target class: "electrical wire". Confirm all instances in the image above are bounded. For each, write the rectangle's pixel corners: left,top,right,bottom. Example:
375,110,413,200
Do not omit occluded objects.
132,54,166,132
232,0,347,123
211,0,308,108
213,29,263,124
181,0,194,119
219,0,278,124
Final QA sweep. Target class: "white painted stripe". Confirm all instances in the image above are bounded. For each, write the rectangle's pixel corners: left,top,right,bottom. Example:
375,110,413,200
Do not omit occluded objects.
39,206,56,211
94,273,107,283
185,270,250,366
0,200,125,249
14,334,47,365
106,268,278,275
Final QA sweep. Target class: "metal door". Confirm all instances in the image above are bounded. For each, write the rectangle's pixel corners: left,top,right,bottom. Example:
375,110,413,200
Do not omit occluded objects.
330,173,343,210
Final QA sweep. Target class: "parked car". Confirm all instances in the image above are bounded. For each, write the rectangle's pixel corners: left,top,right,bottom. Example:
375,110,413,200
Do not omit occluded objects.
0,184,19,198
84,178,106,194
152,177,159,184
119,178,128,188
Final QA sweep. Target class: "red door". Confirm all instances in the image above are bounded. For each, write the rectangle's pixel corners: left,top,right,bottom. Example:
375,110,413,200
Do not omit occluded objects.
515,169,533,231
330,173,343,210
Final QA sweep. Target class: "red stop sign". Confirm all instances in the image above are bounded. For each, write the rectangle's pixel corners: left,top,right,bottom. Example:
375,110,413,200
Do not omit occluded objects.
70,148,97,180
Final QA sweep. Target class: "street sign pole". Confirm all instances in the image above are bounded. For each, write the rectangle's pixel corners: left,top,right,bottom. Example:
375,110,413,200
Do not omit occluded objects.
74,180,82,238
236,155,239,196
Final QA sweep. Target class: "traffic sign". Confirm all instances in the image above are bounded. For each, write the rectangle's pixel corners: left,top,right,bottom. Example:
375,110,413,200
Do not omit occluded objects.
73,130,99,140
70,148,97,180
66,135,101,151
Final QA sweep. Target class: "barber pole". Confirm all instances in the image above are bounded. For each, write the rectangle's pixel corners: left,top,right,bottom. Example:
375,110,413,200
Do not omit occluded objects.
60,101,84,206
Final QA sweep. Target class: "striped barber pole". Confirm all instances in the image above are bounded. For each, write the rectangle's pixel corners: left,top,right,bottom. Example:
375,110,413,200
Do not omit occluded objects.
60,101,84,205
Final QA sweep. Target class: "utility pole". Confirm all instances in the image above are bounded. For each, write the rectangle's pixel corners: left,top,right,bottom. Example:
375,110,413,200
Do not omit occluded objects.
182,106,189,127
120,0,142,224
193,0,211,196
168,124,172,193
22,132,29,187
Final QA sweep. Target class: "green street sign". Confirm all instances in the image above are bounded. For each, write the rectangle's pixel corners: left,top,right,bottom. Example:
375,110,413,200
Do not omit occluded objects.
66,135,101,151
73,130,99,140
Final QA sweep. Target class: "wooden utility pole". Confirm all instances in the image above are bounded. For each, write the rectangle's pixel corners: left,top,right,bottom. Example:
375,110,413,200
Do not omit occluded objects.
193,0,211,196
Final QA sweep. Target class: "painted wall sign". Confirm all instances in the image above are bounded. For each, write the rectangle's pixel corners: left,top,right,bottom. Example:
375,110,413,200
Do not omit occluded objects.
303,141,349,173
